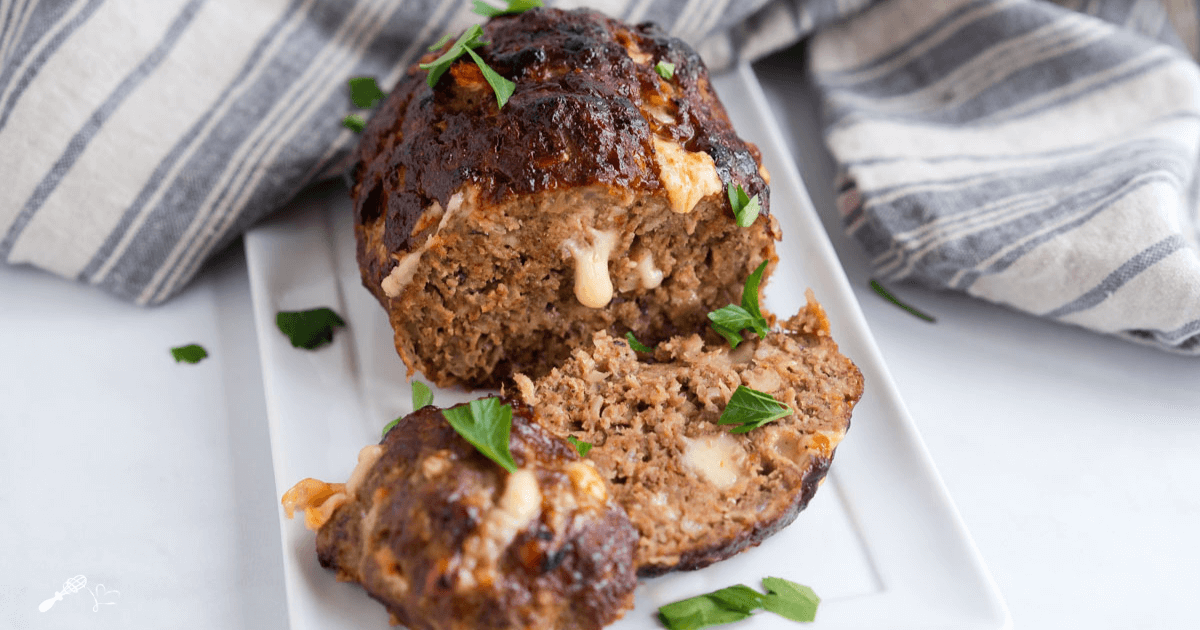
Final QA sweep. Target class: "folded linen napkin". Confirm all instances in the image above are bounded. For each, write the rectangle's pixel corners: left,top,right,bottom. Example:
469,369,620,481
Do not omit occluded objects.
0,0,1197,354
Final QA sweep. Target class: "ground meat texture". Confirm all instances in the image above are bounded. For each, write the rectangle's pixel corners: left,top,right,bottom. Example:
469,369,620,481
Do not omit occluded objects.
352,8,779,389
513,293,864,576
303,404,638,630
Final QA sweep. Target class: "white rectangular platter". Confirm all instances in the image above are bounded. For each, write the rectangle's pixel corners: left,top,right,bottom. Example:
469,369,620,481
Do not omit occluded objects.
245,64,1011,630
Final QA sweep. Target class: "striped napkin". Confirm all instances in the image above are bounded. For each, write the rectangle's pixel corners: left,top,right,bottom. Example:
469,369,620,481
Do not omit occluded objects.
1,0,1197,354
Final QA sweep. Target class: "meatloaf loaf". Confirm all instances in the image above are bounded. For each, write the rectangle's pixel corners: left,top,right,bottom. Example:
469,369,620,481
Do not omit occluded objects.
352,7,779,388
281,404,638,630
512,292,864,576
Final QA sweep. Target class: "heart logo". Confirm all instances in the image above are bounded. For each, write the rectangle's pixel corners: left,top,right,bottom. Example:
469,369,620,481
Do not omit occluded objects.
93,585,120,602
89,584,120,611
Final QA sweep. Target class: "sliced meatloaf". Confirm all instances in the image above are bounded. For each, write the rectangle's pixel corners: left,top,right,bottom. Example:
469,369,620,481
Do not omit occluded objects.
512,292,864,576
352,7,779,388
281,404,638,630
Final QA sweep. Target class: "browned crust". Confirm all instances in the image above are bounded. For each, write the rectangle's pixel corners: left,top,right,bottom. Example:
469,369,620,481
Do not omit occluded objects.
315,403,638,630
638,455,832,577
351,7,770,256
350,8,779,389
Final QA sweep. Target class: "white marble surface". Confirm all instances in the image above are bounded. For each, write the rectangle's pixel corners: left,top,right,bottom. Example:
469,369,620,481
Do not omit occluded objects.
2,57,1198,630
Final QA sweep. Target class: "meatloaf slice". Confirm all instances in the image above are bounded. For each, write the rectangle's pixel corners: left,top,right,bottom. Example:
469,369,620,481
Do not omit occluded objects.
352,8,779,389
282,404,638,630
512,292,864,576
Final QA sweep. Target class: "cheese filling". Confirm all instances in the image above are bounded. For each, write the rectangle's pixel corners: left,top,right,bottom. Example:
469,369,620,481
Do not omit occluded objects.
381,192,465,298
635,252,664,289
682,434,748,490
281,444,384,532
457,469,543,590
652,137,722,214
565,228,619,308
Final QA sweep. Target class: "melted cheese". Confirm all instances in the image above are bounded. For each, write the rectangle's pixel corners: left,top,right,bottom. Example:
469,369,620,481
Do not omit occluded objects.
652,137,722,214
742,368,782,394
381,192,465,298
345,444,384,497
635,252,664,289
281,478,347,531
457,469,543,591
682,434,747,490
565,228,619,308
566,461,608,504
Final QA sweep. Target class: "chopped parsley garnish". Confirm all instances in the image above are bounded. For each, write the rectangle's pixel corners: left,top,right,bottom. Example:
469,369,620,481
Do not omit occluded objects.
412,380,434,410
276,307,345,349
348,77,385,108
442,397,518,473
472,0,543,17
464,47,516,108
658,577,819,630
654,60,675,80
428,32,455,51
419,24,516,109
342,114,365,133
718,385,792,434
341,77,385,133
727,182,761,227
869,279,936,323
761,577,821,622
170,344,207,364
625,331,655,353
566,436,593,457
707,260,769,349
383,381,435,438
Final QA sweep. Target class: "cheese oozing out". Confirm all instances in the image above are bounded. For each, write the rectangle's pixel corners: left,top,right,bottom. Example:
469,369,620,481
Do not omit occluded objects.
652,137,722,214
457,468,543,590
381,192,465,298
635,251,664,289
565,228,619,308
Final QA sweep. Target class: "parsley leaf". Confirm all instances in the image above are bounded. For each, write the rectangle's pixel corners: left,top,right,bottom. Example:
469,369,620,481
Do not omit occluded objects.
170,344,207,364
420,25,488,88
655,60,675,80
741,259,769,324
659,594,753,630
708,585,766,613
761,577,820,622
566,436,593,457
382,382,435,438
428,32,455,51
625,331,655,353
718,385,792,434
472,0,543,17
442,398,518,473
412,381,434,410
727,182,761,227
276,307,345,350
707,260,770,348
707,305,757,348
342,113,365,133
348,77,385,108
464,47,516,108
419,24,515,108
658,578,821,630
869,279,936,323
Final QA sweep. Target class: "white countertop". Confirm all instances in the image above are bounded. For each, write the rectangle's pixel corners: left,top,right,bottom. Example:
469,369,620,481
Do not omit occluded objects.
3,59,1199,630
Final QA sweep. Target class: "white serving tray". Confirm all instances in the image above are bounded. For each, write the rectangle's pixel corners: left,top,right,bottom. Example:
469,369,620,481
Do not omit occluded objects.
245,63,1010,630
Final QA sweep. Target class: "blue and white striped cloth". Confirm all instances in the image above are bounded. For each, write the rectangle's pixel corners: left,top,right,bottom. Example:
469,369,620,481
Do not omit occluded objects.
1,0,1198,354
